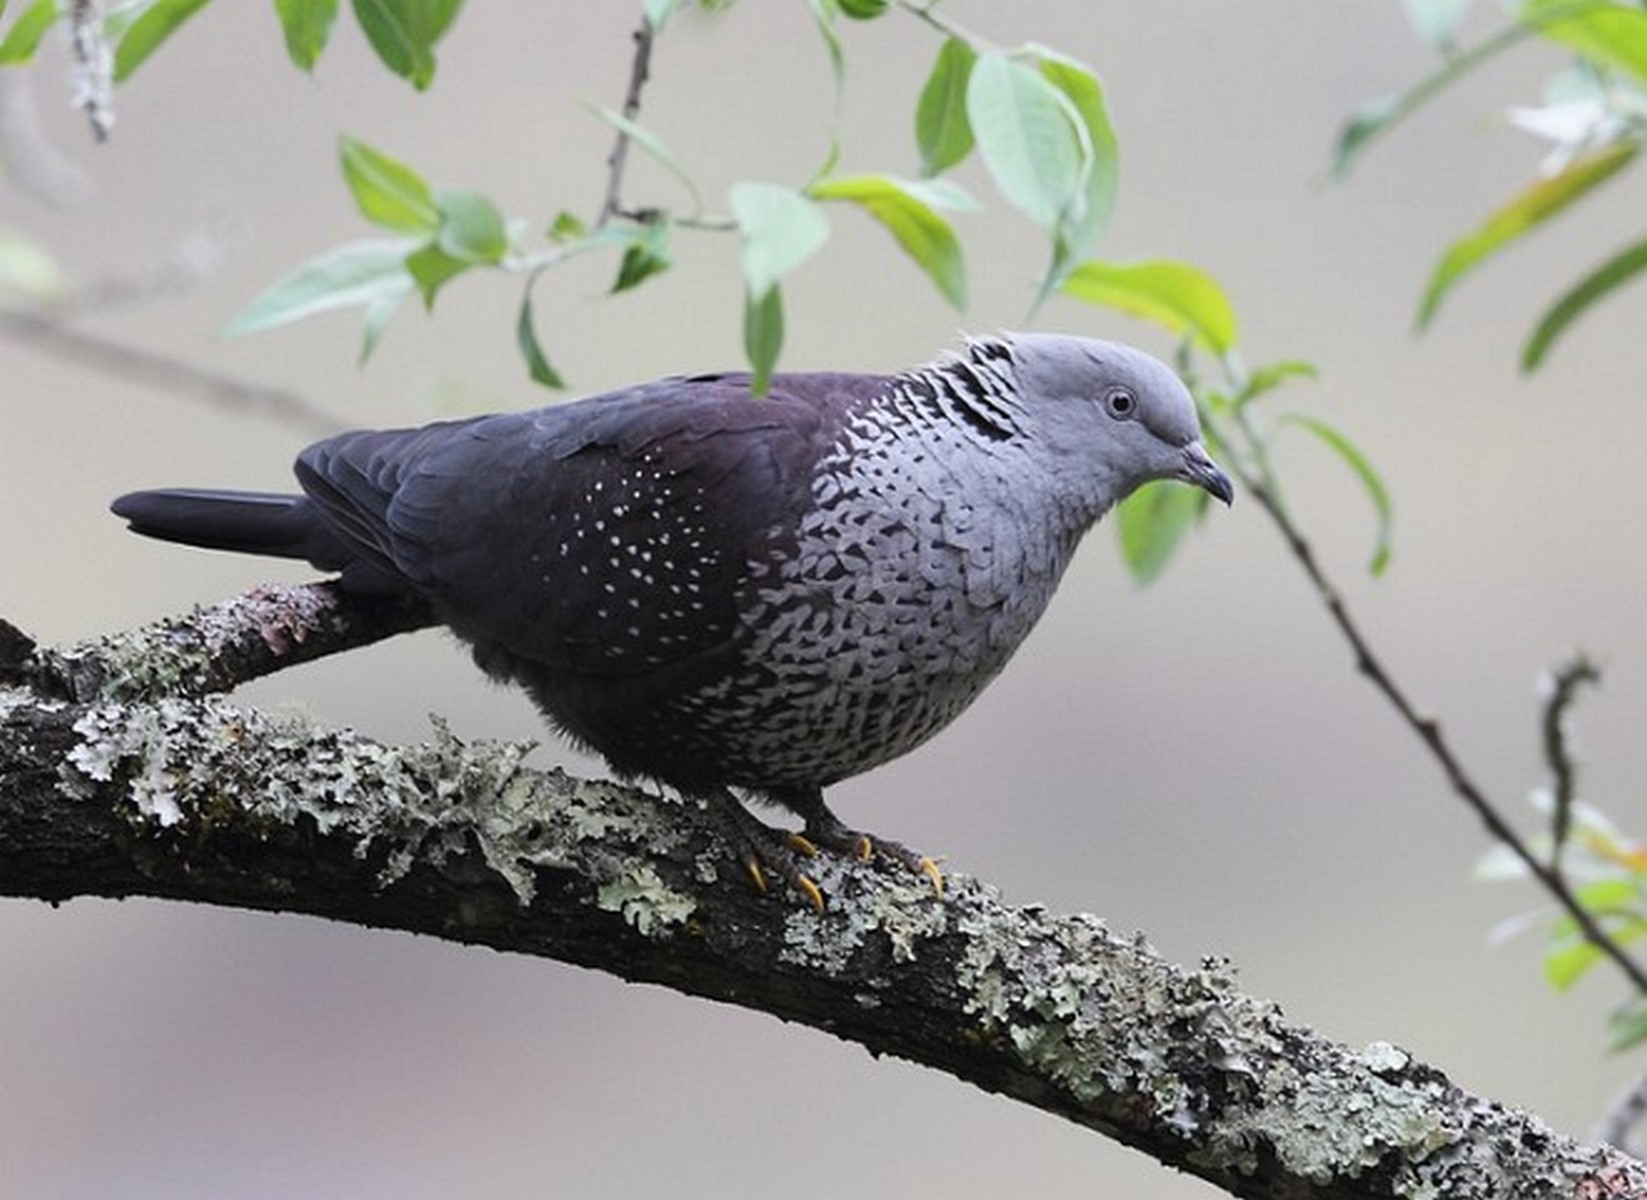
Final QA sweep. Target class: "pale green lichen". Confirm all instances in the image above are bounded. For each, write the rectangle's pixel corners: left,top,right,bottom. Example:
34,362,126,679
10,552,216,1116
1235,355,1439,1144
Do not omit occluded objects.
56,585,345,704
597,863,697,935
776,855,949,973
1201,1058,1456,1187
54,692,699,918
956,904,1300,1141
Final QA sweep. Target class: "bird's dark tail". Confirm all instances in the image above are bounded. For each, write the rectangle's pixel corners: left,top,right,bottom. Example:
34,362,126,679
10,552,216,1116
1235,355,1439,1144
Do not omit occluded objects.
111,489,359,575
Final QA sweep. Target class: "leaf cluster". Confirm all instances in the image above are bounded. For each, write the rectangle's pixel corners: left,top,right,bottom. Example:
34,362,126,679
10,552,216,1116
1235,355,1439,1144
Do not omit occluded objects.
217,4,1132,392
1336,0,1647,369
1482,795,1647,1052
0,0,462,86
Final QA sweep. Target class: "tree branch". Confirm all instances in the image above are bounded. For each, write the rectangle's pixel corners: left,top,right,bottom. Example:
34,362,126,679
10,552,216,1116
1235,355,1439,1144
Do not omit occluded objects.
597,14,657,227
1238,475,1647,999
1540,653,1599,870
0,309,343,437
3,593,1646,1198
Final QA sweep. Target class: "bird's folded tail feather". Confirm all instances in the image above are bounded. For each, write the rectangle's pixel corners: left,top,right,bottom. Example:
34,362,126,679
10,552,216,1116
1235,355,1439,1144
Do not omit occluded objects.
109,488,374,584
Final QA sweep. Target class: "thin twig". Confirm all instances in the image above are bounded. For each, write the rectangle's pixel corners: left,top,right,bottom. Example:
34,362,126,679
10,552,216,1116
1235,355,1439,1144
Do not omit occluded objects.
597,15,656,228
1597,1069,1647,1154
1,309,342,437
1541,654,1600,870
896,0,976,45
68,0,114,142
1238,471,1647,996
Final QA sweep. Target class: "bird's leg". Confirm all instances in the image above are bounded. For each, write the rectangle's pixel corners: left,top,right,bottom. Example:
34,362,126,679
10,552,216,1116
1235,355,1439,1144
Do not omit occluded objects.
773,787,945,898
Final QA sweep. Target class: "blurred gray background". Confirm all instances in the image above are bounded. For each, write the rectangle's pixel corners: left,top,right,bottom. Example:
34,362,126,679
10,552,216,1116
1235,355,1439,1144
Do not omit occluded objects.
5,3,1646,1197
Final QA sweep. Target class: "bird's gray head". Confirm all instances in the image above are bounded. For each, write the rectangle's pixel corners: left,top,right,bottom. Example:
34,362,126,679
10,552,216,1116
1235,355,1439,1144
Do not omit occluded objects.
998,331,1234,514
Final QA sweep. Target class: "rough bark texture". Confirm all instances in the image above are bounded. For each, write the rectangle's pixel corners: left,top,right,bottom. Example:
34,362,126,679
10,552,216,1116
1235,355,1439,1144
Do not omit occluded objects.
2,585,1644,1199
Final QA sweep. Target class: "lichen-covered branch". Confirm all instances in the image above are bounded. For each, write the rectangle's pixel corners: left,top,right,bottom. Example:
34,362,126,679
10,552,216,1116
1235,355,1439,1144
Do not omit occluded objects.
2,601,1645,1198
2,582,432,704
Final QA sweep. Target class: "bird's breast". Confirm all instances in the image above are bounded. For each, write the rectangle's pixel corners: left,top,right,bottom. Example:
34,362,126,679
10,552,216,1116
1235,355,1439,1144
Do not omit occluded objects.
713,408,1084,778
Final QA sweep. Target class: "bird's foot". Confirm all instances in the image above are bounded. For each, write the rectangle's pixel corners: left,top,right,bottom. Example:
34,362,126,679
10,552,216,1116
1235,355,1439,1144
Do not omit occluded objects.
708,791,943,908
704,790,831,911
797,810,945,899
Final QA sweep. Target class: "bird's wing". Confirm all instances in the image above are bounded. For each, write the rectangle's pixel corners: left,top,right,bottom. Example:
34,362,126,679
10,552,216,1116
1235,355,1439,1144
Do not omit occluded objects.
296,373,884,676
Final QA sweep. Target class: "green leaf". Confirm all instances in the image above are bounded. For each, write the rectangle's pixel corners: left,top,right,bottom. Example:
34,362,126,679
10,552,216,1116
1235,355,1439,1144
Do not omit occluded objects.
0,0,58,65
1544,897,1647,990
1331,96,1401,178
112,0,212,83
743,282,784,395
728,181,830,300
1278,415,1394,576
915,37,976,177
358,287,405,364
810,173,966,308
226,238,415,336
895,177,980,212
1061,259,1239,354
433,186,507,264
274,0,338,71
586,105,703,217
1522,0,1647,86
837,0,886,18
547,210,586,242
643,0,682,32
404,239,469,306
349,0,462,89
516,290,564,388
1418,142,1637,328
611,220,671,292
1036,49,1119,285
1573,877,1642,912
1116,480,1204,585
1402,0,1475,50
0,225,64,301
1236,360,1319,407
967,50,1083,230
1523,234,1647,369
339,135,438,234
1610,998,1647,1053
1545,934,1605,990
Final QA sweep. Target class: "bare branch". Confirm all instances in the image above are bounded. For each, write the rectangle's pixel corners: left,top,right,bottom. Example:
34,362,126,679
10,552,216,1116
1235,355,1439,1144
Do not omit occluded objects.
3,595,1646,1198
1597,1070,1647,1158
597,15,657,227
69,0,114,142
1239,474,1647,997
0,308,343,436
1540,653,1600,868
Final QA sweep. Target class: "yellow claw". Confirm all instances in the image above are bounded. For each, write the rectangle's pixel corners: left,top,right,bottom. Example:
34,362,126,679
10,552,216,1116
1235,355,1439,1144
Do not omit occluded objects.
786,831,820,858
919,857,945,898
796,874,827,913
854,835,874,862
745,856,769,894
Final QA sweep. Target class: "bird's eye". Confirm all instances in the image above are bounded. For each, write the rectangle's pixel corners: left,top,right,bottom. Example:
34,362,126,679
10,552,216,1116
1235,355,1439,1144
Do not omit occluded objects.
1103,386,1136,419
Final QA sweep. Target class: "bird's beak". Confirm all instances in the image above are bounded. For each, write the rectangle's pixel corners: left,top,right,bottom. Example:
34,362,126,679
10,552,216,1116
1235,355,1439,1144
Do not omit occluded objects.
1182,442,1235,506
